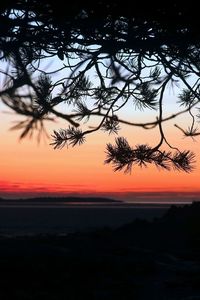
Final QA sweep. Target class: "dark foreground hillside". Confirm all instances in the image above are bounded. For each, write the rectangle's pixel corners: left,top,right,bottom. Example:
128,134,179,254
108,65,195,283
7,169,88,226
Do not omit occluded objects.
0,202,200,300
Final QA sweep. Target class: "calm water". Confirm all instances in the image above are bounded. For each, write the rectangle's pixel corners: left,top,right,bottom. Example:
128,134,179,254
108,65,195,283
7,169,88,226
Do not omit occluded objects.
0,202,173,236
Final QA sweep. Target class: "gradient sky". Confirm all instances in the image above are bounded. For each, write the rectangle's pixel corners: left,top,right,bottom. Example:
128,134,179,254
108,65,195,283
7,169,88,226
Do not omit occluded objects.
1,95,200,202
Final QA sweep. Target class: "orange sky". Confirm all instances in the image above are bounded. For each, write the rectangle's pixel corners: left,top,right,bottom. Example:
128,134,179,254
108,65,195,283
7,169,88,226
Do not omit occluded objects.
1,108,200,202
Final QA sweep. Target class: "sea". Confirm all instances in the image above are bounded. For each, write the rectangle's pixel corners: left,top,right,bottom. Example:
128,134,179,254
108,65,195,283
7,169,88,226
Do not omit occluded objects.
0,200,191,236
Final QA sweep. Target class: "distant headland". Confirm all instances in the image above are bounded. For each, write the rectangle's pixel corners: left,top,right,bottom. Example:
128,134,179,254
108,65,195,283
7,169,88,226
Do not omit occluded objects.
0,196,121,203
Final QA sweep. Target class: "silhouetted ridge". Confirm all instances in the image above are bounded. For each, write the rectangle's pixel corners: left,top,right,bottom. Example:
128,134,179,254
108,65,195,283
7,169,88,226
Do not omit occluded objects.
0,201,200,299
0,196,121,203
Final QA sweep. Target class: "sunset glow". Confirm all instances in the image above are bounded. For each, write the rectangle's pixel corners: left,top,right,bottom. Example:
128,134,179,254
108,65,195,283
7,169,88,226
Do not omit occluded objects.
1,108,200,201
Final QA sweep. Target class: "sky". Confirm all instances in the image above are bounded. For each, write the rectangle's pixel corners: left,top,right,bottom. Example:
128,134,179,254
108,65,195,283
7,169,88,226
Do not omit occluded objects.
0,54,200,203
1,101,200,202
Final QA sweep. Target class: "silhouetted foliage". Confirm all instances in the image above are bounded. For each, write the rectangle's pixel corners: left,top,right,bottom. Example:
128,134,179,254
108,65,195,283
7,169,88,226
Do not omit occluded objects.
1,1,200,172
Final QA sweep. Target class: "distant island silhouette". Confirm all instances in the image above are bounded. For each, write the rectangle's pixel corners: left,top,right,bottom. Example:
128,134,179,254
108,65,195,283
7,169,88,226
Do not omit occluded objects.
0,196,121,203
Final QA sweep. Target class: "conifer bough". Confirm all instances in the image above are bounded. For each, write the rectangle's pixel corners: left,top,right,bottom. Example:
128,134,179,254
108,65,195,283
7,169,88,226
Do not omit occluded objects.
0,1,199,172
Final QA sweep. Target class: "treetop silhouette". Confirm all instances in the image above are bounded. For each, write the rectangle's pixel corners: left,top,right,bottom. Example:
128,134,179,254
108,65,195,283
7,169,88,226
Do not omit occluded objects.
0,1,200,172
